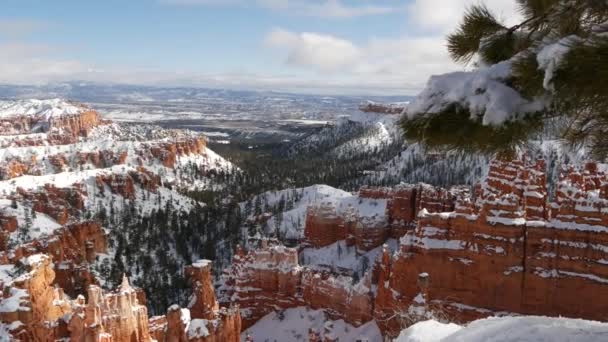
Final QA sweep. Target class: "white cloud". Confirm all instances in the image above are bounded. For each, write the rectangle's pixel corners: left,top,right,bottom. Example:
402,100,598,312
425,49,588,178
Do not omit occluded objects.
265,28,459,93
407,0,522,34
160,0,399,18
259,0,396,18
266,29,361,71
0,2,525,95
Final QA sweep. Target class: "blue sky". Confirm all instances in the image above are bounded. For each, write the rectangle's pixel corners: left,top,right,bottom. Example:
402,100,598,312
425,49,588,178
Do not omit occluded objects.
0,0,519,95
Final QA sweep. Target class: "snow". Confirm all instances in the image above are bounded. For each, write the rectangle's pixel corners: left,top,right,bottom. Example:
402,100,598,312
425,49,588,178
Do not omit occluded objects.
187,319,210,339
537,36,579,91
447,316,608,342
0,323,14,342
0,265,15,285
0,199,62,242
395,320,462,342
242,307,382,342
0,99,86,120
406,61,546,126
0,287,29,313
192,260,212,268
300,239,398,272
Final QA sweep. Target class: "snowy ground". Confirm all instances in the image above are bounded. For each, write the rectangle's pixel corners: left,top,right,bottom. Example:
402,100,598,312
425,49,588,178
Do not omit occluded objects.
300,238,398,272
395,316,608,342
241,307,383,342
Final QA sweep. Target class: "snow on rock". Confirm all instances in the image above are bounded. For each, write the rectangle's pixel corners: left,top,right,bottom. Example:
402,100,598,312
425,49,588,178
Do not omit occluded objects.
428,316,608,342
394,320,462,342
187,319,210,339
537,36,579,91
242,307,383,342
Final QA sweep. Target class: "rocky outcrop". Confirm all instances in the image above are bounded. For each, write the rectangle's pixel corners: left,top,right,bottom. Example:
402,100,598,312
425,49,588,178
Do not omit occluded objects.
221,241,302,328
17,183,86,225
221,238,373,330
302,269,373,326
67,276,152,342
0,106,101,137
150,137,207,168
1,256,156,341
0,220,106,300
304,203,350,248
154,260,241,342
186,260,220,320
304,184,466,253
0,254,242,342
49,109,101,138
0,138,206,181
0,255,73,341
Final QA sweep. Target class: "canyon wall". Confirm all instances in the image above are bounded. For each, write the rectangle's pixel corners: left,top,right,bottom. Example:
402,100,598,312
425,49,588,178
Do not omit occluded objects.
232,157,608,338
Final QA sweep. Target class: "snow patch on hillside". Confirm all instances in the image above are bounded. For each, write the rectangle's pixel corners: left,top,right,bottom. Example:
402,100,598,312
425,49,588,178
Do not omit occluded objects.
395,316,608,342
395,320,462,342
242,307,382,342
300,239,398,272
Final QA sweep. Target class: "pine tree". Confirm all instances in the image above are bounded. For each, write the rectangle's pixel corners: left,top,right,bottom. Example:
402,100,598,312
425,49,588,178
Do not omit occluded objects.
402,1,608,159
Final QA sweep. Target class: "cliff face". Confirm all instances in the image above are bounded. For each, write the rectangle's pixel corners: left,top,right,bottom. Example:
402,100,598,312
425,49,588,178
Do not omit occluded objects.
374,158,608,336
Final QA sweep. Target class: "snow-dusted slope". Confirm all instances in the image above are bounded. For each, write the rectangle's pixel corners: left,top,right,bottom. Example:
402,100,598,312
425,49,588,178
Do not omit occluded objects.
0,98,86,120
242,307,383,342
287,110,405,160
0,99,237,313
395,316,608,342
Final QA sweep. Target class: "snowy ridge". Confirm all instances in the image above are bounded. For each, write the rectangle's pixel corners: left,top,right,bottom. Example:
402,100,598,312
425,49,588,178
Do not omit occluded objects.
0,99,87,120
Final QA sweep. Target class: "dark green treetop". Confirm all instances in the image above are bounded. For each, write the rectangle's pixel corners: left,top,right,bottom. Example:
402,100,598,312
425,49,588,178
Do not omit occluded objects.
403,0,608,159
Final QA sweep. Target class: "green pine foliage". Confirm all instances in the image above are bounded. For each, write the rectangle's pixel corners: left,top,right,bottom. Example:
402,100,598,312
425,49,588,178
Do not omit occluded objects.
403,0,608,159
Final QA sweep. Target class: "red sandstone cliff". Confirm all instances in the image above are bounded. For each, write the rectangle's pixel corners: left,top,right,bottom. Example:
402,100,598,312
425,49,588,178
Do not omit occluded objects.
373,158,608,336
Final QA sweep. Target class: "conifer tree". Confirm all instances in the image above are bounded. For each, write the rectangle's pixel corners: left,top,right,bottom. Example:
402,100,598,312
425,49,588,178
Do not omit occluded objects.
402,1,608,159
